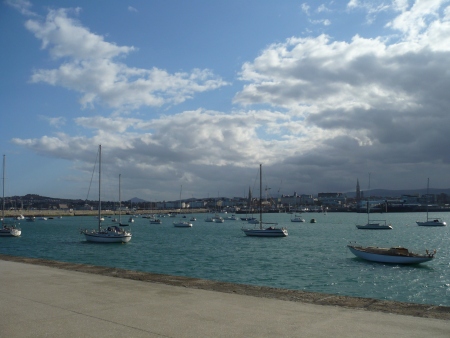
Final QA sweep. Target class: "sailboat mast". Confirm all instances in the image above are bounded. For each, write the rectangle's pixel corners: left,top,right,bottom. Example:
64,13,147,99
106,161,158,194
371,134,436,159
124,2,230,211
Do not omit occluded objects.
426,177,429,221
259,164,262,229
98,145,101,231
119,174,122,224
179,184,182,212
367,173,371,224
2,155,4,227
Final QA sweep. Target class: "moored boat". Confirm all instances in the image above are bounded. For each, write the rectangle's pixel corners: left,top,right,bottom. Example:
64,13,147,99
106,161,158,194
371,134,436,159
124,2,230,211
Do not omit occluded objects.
80,146,132,243
291,215,305,222
356,221,392,230
347,244,435,264
173,221,193,227
0,155,21,237
416,178,446,227
242,164,288,237
356,174,392,230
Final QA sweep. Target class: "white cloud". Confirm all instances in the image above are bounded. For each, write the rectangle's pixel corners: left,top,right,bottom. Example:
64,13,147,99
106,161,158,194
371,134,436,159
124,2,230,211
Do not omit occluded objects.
5,0,38,17
387,0,447,39
128,6,138,13
301,3,310,15
39,115,66,128
347,0,396,24
10,0,450,200
317,4,331,13
23,8,228,110
233,1,450,188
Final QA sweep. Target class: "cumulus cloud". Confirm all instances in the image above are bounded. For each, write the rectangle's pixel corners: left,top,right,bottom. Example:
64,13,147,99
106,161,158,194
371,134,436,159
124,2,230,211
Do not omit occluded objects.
9,0,450,200
232,0,450,190
23,7,228,110
12,109,299,199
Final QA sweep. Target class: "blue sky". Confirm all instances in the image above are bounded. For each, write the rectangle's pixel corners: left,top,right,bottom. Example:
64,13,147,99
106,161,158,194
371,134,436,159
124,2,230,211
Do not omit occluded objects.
2,0,450,202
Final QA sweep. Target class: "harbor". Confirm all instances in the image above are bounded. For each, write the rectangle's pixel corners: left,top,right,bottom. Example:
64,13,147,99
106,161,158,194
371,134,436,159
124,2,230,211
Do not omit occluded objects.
1,212,449,307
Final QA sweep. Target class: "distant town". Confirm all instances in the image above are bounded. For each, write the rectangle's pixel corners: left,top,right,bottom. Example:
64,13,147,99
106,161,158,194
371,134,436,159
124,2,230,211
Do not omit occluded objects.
3,185,450,215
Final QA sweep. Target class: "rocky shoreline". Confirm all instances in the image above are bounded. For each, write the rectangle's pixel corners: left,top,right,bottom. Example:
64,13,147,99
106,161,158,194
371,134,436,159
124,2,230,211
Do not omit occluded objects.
0,254,449,320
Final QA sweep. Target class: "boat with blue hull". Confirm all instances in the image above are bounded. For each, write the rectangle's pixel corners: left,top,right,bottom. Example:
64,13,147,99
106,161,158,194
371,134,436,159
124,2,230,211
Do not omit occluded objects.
347,244,435,264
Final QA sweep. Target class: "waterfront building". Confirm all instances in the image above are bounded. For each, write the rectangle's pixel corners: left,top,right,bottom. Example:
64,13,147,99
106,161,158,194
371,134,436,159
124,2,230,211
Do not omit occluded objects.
317,192,346,206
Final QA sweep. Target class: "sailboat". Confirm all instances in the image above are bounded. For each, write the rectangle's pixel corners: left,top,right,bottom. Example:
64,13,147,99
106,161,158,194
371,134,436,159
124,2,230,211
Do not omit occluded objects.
0,155,21,237
80,145,132,243
347,243,435,264
416,178,446,226
241,164,288,237
173,185,192,227
356,174,392,230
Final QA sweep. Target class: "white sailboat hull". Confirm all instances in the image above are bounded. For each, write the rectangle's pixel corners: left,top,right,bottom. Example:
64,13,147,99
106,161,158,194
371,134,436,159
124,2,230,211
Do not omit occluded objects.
242,228,288,237
356,223,392,230
348,245,434,264
173,222,193,227
416,220,446,226
0,227,21,237
83,231,131,243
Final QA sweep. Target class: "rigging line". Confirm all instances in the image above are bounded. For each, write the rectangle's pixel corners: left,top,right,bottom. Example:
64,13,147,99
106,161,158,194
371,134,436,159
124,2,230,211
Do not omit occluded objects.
85,148,99,202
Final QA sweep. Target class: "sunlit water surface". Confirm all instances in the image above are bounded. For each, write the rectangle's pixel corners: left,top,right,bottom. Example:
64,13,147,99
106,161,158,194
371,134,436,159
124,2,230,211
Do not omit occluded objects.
1,212,449,306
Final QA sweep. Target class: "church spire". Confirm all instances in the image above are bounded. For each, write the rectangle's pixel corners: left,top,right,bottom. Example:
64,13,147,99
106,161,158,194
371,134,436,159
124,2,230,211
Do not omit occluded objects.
356,179,361,201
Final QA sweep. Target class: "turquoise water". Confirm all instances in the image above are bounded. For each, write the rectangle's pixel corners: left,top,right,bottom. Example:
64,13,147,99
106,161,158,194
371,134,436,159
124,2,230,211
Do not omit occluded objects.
1,212,449,306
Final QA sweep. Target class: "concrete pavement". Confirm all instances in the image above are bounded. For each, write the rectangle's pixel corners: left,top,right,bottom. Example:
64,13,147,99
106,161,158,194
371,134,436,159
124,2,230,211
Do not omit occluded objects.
0,259,449,337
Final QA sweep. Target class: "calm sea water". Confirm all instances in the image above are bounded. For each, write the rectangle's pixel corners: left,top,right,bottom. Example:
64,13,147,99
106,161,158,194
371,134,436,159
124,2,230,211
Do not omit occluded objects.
1,212,449,306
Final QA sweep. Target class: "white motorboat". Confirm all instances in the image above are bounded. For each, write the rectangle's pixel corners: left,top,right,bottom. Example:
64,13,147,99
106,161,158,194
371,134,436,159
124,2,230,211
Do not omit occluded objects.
80,146,131,243
347,244,435,264
291,215,305,222
0,155,21,237
356,174,392,230
16,215,25,220
149,218,162,224
242,164,288,237
224,214,237,220
190,217,196,221
416,178,446,227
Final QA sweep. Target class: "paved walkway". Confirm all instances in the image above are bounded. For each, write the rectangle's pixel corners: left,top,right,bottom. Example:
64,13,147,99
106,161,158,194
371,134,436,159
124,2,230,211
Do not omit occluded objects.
0,259,449,337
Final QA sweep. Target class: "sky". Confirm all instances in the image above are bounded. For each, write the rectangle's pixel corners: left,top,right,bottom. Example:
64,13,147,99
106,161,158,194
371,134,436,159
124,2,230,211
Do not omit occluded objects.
2,0,450,202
